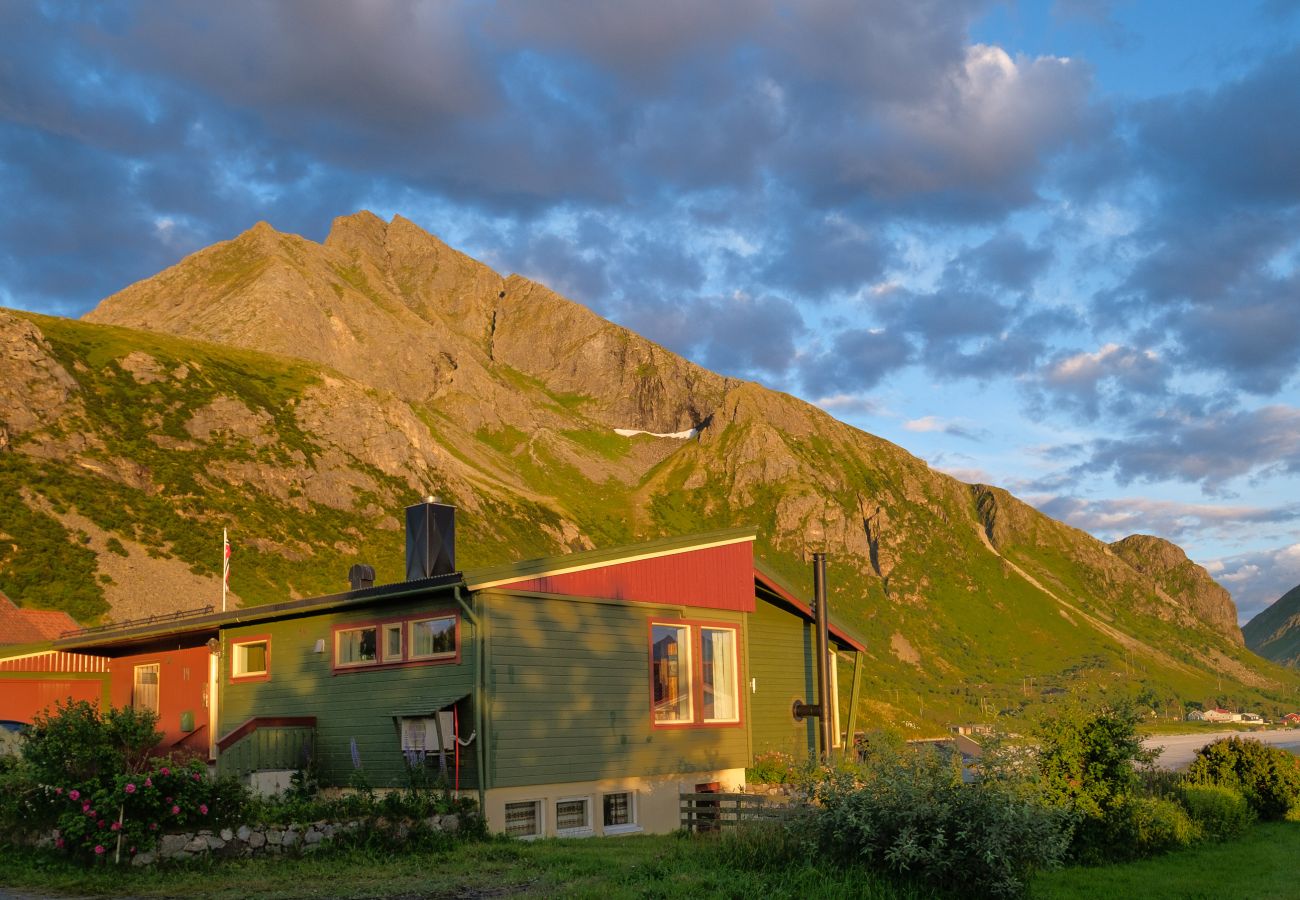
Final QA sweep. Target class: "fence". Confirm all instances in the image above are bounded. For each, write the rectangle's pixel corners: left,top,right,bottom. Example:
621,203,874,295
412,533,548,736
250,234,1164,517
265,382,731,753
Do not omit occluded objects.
679,791,799,832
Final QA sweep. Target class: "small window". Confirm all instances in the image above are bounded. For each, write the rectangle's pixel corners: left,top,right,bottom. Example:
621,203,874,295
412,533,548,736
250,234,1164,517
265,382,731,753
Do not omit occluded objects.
505,800,542,839
602,792,638,833
651,623,692,724
336,626,378,667
232,638,269,679
702,627,739,723
383,623,404,662
132,663,159,714
410,616,456,660
555,797,591,836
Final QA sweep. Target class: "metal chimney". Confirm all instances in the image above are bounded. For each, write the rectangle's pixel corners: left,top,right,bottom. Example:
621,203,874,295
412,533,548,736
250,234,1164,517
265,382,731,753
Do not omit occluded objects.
348,564,375,591
405,498,456,580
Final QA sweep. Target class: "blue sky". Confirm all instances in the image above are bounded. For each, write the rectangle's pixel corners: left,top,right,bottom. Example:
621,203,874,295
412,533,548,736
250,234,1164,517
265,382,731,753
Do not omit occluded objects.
2,1,1300,621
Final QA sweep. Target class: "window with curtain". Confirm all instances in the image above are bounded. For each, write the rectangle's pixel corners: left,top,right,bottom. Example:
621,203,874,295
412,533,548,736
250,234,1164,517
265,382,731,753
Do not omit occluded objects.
702,627,739,723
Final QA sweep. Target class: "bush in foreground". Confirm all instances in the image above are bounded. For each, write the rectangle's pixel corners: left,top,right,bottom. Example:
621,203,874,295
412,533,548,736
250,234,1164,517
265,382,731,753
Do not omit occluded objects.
1175,783,1253,841
1185,737,1300,821
811,747,1073,898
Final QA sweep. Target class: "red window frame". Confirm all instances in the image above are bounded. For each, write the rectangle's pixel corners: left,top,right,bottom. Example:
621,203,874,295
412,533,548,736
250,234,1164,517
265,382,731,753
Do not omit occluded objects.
331,611,461,674
647,618,744,730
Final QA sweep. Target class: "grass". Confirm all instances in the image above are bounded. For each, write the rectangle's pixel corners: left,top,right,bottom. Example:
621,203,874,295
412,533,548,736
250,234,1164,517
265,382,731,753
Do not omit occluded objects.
0,833,916,899
1033,821,1300,899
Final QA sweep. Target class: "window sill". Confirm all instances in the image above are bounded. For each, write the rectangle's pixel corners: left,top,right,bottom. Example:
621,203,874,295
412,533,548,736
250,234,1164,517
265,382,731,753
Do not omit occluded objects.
556,827,595,839
603,824,642,836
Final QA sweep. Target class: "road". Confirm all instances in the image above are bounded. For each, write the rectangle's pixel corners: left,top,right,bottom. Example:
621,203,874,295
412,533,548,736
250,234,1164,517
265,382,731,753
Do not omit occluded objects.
1144,729,1300,770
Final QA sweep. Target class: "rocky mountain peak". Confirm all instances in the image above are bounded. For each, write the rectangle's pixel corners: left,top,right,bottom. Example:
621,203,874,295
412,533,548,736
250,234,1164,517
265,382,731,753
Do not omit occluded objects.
1110,534,1243,645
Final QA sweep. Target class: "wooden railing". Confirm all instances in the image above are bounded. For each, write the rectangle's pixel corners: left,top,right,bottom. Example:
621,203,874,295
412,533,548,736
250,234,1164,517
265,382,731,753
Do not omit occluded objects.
679,792,797,832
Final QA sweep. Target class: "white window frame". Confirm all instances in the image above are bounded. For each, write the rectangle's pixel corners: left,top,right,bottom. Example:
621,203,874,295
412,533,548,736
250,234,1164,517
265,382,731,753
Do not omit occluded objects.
504,799,543,840
601,791,640,835
701,626,740,724
554,796,593,837
382,623,404,663
408,615,457,661
132,663,160,714
231,638,269,678
651,622,693,725
335,625,379,668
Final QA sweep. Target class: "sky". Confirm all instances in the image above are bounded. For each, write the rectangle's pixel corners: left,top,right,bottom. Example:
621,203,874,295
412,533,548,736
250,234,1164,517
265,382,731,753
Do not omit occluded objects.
2,1,1299,622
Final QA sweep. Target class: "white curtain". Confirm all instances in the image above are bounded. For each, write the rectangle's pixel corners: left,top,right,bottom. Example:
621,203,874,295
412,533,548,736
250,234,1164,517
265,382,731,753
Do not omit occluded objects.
707,629,737,721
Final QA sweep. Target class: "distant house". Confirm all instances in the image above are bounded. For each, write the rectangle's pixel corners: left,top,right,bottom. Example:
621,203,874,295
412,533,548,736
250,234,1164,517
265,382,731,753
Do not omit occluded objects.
1240,712,1264,724
0,505,868,838
1283,713,1300,725
1202,708,1241,723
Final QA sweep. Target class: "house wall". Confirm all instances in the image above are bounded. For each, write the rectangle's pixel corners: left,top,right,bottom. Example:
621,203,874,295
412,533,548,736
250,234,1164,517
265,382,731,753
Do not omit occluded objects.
481,591,750,790
487,540,755,613
217,592,476,790
747,599,817,759
0,673,109,723
108,646,211,752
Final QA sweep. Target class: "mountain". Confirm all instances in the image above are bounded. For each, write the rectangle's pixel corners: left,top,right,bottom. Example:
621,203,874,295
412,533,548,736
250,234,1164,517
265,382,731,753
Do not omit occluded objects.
1244,585,1300,666
2,211,1294,729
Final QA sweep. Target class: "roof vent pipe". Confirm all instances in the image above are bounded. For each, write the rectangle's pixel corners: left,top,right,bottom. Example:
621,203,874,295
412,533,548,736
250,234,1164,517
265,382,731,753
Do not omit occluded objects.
348,564,376,591
406,499,456,580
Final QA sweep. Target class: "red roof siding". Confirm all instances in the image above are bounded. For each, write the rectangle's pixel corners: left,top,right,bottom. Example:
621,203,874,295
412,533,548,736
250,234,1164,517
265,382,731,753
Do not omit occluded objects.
499,541,756,612
0,651,111,673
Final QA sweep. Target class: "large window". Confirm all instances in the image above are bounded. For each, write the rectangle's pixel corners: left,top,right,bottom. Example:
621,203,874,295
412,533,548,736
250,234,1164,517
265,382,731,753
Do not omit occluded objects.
650,621,742,727
651,624,692,724
701,627,739,723
132,663,159,714
332,612,459,673
231,637,270,681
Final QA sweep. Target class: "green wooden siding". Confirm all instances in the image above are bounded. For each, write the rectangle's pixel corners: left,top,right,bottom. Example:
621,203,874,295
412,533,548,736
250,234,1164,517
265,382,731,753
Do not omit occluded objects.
218,594,477,789
482,592,749,789
747,599,817,759
218,725,316,779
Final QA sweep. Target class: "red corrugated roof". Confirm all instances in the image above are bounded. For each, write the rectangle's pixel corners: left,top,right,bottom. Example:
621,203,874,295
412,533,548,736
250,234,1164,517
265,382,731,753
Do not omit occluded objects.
0,592,79,645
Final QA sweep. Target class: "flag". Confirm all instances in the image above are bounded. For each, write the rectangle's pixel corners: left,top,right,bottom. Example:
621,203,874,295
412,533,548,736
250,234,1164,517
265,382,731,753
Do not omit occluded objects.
223,528,232,588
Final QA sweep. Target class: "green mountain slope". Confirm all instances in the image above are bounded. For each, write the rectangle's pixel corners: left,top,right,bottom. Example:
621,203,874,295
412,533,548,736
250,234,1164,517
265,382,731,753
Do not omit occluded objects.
1244,585,1300,666
2,211,1295,730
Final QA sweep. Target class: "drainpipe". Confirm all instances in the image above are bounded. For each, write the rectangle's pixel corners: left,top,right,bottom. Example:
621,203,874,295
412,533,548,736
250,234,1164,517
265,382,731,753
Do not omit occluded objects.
453,585,487,818
813,552,833,763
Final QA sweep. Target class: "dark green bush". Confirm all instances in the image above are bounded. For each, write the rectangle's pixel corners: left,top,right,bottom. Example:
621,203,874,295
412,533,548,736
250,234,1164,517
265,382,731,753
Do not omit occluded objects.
22,700,160,785
1185,737,1300,821
1176,783,1254,840
1032,702,1158,862
812,747,1073,898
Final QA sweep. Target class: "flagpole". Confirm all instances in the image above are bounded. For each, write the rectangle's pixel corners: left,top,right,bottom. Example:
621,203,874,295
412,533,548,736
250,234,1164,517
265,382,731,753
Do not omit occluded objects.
222,527,229,613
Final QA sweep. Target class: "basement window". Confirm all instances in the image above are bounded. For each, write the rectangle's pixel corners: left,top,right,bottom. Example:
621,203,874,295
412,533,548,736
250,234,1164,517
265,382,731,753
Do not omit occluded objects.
231,637,270,680
555,797,592,837
505,800,542,839
602,792,639,834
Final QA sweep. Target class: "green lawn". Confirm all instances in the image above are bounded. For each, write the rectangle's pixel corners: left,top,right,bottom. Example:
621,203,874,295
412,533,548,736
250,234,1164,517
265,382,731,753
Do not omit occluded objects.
6,822,1299,899
1033,821,1300,899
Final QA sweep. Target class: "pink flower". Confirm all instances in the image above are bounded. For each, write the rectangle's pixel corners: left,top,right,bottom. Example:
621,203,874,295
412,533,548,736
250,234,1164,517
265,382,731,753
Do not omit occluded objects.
55,838,64,849
144,777,152,788
192,773,201,782
160,767,170,776
165,796,172,803
125,783,136,794
54,787,63,795
81,803,90,813
97,820,106,829
69,789,80,801
110,822,121,832
130,847,136,854
149,822,158,831
199,804,208,815
94,845,105,855
171,805,180,815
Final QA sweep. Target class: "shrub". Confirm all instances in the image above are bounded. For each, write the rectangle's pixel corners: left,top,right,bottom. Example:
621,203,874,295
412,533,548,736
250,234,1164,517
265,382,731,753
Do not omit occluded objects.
746,750,799,785
1031,702,1157,862
1185,737,1300,820
1122,797,1199,856
22,700,160,785
812,747,1073,898
1175,783,1254,840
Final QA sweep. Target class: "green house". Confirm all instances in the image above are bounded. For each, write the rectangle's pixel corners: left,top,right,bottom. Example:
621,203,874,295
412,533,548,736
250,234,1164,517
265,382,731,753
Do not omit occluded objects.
22,502,865,837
